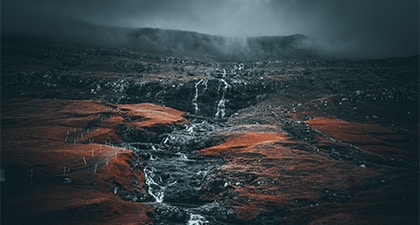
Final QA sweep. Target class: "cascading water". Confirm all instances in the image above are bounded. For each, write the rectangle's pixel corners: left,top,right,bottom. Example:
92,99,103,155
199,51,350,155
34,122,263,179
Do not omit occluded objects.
136,120,231,224
138,72,237,223
192,79,208,115
192,77,231,119
144,165,177,203
215,79,231,119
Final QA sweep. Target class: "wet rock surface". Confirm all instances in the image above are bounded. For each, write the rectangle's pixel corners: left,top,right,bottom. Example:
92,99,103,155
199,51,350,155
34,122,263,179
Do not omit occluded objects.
1,39,419,224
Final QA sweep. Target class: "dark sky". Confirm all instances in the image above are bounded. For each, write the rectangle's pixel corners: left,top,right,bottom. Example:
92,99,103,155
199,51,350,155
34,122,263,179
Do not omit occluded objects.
2,0,419,58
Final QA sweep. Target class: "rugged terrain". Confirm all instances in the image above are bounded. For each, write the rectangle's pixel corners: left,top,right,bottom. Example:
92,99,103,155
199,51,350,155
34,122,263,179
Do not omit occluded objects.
1,37,419,224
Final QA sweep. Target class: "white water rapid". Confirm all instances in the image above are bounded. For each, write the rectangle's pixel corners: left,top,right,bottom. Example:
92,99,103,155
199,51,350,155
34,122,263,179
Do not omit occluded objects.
143,165,177,203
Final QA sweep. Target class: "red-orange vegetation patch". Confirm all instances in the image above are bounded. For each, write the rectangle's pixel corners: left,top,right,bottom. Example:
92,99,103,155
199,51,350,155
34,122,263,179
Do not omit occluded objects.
3,143,114,173
1,98,156,225
99,115,125,128
80,127,122,144
2,143,153,225
73,115,125,144
58,99,112,114
306,117,417,159
119,103,188,129
199,129,380,222
95,151,147,195
199,132,287,157
225,149,376,222
3,185,153,225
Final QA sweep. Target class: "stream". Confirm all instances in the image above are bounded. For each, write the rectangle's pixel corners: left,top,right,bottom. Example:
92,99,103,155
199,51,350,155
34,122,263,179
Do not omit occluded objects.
139,76,234,224
128,119,235,225
112,71,281,224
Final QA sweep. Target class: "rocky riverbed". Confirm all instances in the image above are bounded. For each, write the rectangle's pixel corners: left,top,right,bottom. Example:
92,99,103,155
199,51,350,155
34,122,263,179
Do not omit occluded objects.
1,38,419,224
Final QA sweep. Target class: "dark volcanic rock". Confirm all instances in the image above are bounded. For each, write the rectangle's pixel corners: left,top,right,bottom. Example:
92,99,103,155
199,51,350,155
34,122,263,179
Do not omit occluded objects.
1,37,418,225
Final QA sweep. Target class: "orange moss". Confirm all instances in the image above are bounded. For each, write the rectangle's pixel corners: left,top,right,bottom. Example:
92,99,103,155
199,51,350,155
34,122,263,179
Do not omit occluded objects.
96,151,147,195
1,98,162,225
307,117,417,159
200,132,286,157
99,116,125,128
199,127,381,222
119,103,188,129
79,127,122,144
3,185,153,225
307,117,395,142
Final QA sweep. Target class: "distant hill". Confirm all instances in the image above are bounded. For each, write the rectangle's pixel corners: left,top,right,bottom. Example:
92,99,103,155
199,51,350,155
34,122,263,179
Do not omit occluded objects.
2,20,320,60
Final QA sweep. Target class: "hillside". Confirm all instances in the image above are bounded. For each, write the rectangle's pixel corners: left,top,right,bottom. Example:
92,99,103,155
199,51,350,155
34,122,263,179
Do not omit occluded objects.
3,21,319,60
1,35,418,224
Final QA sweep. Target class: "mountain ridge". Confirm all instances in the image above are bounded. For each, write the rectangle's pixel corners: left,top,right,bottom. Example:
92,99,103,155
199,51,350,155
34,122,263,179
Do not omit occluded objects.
2,20,320,60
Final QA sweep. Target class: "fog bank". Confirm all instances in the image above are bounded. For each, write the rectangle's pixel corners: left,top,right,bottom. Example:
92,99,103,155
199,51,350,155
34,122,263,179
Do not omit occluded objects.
2,0,418,58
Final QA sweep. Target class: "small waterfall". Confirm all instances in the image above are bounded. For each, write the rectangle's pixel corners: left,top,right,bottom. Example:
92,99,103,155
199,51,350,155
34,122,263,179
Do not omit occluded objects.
192,77,231,118
215,79,231,119
144,165,177,203
136,120,224,224
192,79,208,115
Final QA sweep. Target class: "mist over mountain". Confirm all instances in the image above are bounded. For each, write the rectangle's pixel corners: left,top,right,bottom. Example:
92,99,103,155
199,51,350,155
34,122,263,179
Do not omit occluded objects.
2,0,418,59
2,20,323,60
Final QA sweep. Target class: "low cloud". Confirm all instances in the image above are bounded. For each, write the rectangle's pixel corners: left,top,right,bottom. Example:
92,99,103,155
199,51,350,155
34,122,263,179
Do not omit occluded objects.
2,0,418,58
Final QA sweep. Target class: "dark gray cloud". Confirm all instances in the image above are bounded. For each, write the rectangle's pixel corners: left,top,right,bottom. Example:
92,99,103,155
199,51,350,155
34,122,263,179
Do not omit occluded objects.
2,0,418,58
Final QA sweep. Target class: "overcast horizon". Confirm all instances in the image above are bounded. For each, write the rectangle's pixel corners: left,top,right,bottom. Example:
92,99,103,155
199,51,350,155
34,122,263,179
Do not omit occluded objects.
1,0,419,58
